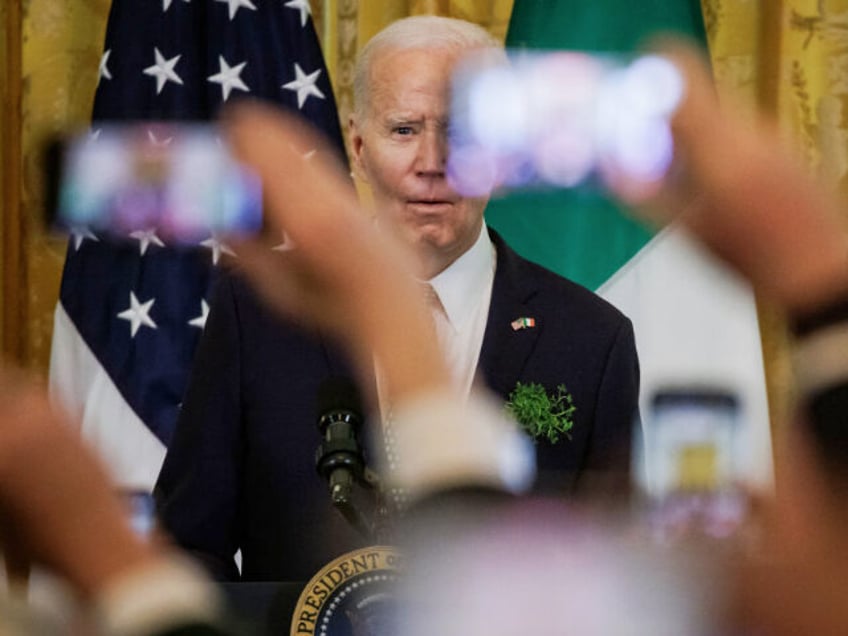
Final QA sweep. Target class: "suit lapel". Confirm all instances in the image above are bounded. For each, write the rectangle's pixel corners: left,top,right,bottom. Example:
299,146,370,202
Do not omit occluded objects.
319,229,542,451
478,229,543,399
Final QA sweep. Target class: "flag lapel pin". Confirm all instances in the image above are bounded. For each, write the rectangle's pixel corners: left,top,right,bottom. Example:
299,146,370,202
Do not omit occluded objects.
511,316,536,331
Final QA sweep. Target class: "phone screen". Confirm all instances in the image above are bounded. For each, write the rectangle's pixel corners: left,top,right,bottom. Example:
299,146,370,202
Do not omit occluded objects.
448,50,684,197
49,123,262,243
639,388,746,542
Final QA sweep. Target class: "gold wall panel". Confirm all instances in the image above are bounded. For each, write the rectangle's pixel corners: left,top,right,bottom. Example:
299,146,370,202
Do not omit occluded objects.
19,0,110,374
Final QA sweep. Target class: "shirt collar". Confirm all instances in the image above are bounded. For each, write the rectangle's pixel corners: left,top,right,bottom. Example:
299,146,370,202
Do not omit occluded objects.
426,224,495,328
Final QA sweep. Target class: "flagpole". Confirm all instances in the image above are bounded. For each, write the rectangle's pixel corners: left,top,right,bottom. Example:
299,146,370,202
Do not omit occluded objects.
321,0,337,83
1,0,25,365
756,0,794,436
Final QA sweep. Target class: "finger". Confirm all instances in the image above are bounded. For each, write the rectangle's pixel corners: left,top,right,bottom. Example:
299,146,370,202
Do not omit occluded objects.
231,238,304,319
602,39,717,219
652,39,722,153
221,101,357,245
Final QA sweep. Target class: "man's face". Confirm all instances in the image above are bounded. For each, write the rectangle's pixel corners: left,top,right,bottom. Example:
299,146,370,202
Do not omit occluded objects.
349,46,489,277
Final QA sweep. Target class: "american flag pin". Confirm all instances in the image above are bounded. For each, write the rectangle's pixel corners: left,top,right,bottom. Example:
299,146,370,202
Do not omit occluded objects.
511,317,536,331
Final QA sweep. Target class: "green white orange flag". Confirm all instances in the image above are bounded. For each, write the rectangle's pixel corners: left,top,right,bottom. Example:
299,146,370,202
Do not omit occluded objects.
487,0,772,488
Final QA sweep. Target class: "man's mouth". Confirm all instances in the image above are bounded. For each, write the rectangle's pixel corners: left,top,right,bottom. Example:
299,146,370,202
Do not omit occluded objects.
407,199,455,207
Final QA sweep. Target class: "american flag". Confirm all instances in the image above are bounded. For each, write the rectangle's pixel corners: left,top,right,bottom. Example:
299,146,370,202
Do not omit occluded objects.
48,0,345,490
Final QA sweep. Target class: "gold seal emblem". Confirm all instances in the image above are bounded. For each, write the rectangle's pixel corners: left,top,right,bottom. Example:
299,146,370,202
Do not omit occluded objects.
290,546,401,636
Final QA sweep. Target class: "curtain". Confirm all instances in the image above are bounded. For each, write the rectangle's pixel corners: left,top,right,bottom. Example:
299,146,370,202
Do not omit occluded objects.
18,0,110,372
707,0,848,426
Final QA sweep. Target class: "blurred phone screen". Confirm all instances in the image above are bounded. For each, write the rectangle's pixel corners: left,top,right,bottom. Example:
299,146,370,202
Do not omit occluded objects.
48,123,262,243
448,50,684,198
639,388,747,542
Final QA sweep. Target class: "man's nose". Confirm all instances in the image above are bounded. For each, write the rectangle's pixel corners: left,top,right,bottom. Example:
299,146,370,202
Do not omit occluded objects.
415,129,447,176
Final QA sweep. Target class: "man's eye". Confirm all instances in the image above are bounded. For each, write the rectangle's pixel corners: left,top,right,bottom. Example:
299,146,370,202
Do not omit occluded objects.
394,126,414,135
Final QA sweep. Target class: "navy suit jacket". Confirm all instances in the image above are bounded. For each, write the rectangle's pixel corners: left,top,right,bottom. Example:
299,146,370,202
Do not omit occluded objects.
155,229,639,582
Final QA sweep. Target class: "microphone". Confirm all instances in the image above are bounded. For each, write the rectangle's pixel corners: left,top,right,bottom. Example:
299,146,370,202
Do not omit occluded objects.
315,377,369,536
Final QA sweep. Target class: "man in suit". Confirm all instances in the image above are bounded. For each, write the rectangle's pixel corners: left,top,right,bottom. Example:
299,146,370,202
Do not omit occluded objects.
155,15,640,582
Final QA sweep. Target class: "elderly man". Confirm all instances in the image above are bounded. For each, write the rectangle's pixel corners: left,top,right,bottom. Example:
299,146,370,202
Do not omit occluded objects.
155,15,639,582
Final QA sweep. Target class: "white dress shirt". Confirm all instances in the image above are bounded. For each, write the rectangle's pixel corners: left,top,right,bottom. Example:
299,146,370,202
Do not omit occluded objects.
373,224,497,478
424,223,496,399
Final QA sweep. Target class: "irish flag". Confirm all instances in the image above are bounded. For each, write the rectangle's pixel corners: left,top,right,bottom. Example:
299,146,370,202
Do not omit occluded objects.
487,0,772,487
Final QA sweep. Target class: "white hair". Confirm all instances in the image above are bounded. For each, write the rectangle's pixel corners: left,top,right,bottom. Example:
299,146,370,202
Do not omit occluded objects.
352,15,502,120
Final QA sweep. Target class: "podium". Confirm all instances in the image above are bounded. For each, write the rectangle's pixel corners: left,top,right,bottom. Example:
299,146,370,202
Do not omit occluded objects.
220,582,305,634
219,547,400,635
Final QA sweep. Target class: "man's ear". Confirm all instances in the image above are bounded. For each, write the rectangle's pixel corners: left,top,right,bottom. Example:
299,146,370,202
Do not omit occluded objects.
348,114,369,183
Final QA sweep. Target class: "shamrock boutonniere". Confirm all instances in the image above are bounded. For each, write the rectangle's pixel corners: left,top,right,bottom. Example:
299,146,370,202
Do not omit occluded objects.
505,382,576,444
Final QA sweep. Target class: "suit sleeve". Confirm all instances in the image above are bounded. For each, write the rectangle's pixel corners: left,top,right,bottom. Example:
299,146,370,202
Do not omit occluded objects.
154,274,243,581
578,316,640,493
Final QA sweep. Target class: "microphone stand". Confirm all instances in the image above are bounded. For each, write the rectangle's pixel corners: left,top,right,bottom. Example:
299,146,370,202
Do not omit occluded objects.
315,409,372,539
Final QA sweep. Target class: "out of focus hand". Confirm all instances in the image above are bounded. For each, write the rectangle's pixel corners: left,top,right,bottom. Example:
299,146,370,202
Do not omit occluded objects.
222,102,449,405
0,367,155,598
614,41,848,314
731,424,848,635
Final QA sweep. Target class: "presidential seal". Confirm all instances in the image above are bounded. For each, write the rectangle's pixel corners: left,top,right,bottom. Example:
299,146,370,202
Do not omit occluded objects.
290,546,401,636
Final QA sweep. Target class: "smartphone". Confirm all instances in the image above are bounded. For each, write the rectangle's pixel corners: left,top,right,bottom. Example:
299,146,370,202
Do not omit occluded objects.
637,387,747,542
448,50,684,197
46,123,262,243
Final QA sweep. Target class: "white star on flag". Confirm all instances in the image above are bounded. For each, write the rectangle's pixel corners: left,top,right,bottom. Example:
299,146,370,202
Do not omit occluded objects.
285,143,316,160
207,56,250,101
284,0,311,27
216,0,257,20
201,236,236,265
98,50,112,85
188,300,210,329
282,63,325,109
143,48,184,94
272,233,295,251
52,0,348,491
162,0,191,11
130,229,166,256
71,228,99,251
146,129,174,146
117,292,158,338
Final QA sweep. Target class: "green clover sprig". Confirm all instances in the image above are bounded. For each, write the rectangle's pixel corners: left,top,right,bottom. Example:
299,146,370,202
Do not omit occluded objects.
505,382,576,444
